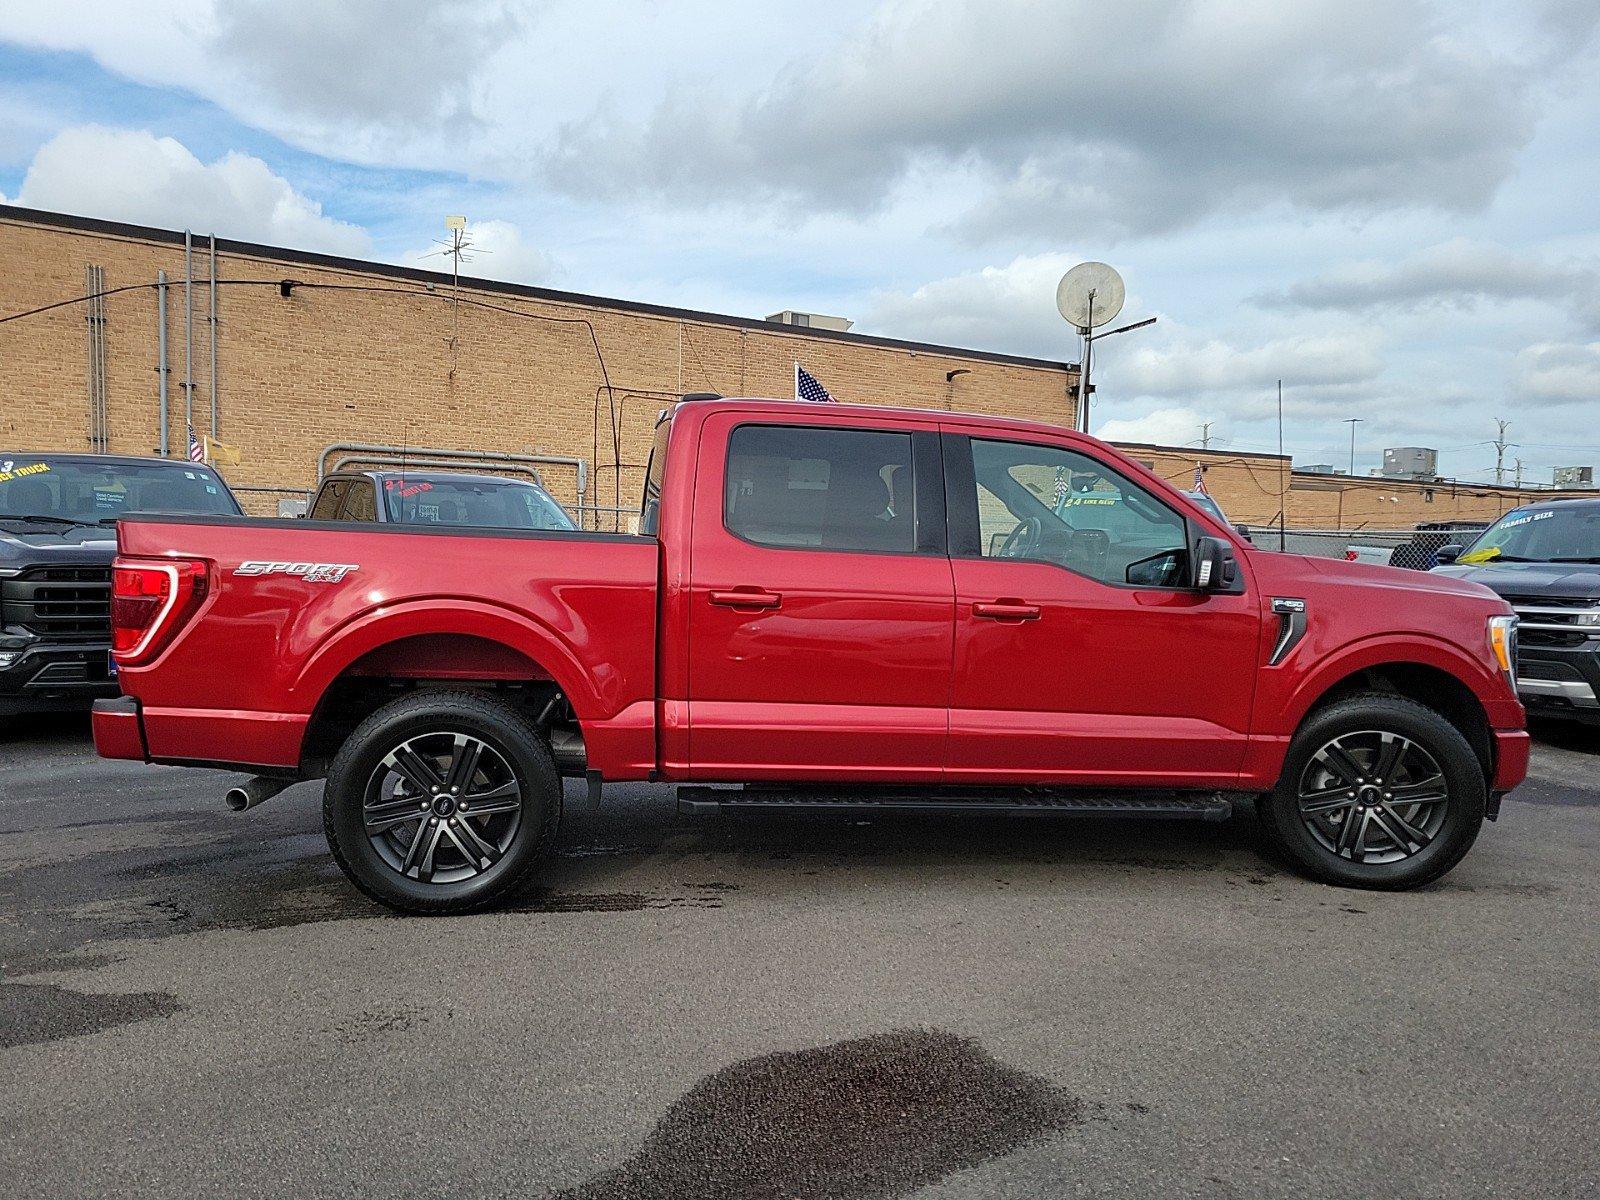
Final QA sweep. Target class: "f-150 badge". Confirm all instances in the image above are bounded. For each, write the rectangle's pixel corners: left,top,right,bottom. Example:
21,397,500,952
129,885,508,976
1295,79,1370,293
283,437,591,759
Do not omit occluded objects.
234,561,359,583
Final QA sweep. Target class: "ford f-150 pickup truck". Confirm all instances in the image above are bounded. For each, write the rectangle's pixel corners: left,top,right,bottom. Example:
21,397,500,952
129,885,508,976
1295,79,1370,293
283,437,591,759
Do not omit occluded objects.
93,397,1528,912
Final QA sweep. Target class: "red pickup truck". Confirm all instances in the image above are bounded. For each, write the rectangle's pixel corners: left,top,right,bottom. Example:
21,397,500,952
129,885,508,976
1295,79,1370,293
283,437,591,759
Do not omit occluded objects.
94,397,1528,912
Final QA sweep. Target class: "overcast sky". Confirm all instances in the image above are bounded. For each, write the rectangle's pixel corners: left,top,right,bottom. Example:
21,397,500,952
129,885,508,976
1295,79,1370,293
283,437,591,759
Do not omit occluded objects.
2,1,1598,481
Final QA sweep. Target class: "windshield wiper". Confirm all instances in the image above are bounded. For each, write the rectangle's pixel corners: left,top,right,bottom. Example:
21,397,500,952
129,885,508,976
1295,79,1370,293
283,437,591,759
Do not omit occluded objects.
1548,556,1600,564
0,513,114,528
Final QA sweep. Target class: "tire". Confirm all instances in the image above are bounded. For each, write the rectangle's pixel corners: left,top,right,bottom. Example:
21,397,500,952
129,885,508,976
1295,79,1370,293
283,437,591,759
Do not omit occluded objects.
1258,692,1486,890
323,690,560,914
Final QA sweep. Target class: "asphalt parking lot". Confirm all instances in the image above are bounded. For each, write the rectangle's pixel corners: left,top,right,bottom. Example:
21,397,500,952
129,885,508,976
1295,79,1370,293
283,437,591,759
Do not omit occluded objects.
2,718,1597,1200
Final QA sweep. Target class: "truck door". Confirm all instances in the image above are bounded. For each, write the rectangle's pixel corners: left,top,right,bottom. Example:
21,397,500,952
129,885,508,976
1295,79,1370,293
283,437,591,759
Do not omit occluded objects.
942,429,1261,786
685,411,953,781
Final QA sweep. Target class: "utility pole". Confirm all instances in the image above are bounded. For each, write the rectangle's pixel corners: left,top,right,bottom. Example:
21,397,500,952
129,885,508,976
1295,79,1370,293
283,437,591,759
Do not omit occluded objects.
1344,417,1363,476
1199,421,1213,450
1515,458,1524,489
1492,419,1513,487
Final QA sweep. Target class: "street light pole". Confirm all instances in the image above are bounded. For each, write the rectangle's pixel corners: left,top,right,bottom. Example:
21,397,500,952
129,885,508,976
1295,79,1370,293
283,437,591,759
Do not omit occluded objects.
1078,315,1158,435
1344,417,1363,477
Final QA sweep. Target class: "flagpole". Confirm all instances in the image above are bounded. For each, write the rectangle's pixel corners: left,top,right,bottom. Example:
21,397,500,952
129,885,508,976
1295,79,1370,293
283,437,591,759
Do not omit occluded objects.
793,360,799,401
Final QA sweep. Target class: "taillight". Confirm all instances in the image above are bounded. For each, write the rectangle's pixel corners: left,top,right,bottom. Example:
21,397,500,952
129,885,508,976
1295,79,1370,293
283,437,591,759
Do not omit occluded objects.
111,559,209,661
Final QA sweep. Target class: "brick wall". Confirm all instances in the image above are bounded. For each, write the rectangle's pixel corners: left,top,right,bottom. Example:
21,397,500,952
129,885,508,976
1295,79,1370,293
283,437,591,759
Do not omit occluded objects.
0,208,1077,520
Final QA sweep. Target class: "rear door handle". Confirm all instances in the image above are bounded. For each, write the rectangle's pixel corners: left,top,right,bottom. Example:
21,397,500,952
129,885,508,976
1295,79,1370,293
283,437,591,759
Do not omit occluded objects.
973,600,1041,621
710,588,782,609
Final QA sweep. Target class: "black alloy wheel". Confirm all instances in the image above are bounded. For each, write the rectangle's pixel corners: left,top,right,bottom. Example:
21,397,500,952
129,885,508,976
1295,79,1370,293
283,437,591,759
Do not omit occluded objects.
324,690,560,914
1259,692,1486,890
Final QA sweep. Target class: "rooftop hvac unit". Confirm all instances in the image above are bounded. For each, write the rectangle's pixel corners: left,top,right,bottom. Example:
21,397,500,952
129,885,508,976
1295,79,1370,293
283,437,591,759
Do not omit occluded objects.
1299,463,1338,475
1554,465,1594,487
765,309,854,333
1382,446,1437,479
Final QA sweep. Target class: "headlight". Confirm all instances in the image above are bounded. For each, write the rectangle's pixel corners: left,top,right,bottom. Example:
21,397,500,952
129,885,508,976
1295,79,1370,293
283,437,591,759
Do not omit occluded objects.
1488,614,1518,691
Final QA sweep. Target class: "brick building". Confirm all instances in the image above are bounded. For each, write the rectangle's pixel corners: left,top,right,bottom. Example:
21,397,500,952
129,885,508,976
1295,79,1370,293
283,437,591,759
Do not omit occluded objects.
1,203,1591,528
0,205,1077,523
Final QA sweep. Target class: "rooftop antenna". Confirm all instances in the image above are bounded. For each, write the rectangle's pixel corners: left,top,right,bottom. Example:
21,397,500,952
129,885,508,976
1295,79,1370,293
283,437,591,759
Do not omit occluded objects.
421,214,480,384
1055,262,1156,434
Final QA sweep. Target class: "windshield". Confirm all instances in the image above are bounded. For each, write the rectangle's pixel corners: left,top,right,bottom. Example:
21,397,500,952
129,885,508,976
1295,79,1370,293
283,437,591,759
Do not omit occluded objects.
0,456,240,525
1459,505,1600,564
1186,492,1230,526
380,477,576,530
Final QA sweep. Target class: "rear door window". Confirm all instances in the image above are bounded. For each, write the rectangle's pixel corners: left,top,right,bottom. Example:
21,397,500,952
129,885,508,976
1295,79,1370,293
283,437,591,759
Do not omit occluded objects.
310,480,349,520
724,425,916,554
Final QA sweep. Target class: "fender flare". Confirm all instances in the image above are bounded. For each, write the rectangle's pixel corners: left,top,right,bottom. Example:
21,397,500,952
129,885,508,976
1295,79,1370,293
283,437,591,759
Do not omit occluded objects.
1273,631,1500,735
289,598,603,719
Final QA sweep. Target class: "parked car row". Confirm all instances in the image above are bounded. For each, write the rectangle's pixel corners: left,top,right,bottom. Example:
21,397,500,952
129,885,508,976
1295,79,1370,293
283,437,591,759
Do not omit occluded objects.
1,452,578,716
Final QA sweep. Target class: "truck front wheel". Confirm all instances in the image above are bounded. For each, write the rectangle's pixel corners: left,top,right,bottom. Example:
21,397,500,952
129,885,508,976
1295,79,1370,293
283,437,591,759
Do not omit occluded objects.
1259,693,1486,890
323,690,560,914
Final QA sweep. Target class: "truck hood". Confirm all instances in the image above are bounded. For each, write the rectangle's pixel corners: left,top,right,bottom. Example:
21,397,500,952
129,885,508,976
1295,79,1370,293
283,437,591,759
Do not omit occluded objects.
0,521,118,571
1432,560,1600,601
1245,551,1509,621
1297,553,1506,602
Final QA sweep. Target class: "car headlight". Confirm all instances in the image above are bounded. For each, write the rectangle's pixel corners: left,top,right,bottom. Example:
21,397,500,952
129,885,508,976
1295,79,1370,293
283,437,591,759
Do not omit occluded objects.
1488,614,1518,691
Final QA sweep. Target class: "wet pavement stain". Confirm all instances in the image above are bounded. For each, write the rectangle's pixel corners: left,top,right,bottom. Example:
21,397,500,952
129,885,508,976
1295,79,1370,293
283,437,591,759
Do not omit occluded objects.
549,1028,1082,1200
510,887,728,914
0,981,182,1049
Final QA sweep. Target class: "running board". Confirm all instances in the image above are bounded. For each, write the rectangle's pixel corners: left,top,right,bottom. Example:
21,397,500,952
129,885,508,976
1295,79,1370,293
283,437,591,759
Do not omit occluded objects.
677,786,1233,822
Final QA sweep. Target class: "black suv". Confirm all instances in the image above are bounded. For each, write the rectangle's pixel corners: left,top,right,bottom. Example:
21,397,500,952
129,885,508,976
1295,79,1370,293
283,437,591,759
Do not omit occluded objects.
0,453,242,715
1433,497,1600,725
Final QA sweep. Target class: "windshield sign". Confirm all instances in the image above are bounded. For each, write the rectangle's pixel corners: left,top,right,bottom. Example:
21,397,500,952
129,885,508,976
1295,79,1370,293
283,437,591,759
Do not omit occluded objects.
0,456,240,525
1459,505,1600,564
381,478,576,531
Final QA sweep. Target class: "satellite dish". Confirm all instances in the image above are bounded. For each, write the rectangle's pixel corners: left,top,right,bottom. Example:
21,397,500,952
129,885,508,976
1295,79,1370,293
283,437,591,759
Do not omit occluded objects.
1056,262,1125,329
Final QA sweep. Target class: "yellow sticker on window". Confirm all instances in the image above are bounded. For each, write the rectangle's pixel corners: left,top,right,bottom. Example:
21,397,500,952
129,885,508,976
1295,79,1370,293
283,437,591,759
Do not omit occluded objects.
1457,546,1501,565
0,462,52,484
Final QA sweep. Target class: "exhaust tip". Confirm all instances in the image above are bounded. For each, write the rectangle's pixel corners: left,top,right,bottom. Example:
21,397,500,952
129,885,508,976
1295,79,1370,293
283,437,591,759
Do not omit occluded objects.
224,787,251,812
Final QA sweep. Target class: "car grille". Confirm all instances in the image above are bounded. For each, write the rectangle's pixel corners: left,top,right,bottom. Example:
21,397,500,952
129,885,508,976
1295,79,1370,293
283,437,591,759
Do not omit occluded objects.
0,565,112,640
1504,595,1600,651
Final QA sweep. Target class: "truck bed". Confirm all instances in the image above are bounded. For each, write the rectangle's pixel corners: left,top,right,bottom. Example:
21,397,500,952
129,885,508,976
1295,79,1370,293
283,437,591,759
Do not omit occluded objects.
111,514,660,775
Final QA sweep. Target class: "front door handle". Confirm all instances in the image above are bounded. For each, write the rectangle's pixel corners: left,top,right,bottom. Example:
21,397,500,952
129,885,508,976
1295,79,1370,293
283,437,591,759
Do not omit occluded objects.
973,600,1041,621
710,588,782,609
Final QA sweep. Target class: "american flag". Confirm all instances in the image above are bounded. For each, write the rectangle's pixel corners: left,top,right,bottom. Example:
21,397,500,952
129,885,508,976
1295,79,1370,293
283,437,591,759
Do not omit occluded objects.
795,363,836,403
187,426,205,463
1192,463,1207,493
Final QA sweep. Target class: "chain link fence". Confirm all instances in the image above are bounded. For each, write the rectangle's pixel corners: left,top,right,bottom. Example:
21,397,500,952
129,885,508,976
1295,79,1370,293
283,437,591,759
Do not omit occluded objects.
1250,525,1487,569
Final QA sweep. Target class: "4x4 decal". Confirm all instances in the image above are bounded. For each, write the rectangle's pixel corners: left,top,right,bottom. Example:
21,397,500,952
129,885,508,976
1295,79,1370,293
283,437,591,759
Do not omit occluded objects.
234,561,359,583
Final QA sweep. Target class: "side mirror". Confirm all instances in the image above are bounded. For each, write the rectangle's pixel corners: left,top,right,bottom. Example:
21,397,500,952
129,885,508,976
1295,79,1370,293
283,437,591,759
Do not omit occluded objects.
1191,535,1241,592
1435,543,1463,564
1233,523,1254,544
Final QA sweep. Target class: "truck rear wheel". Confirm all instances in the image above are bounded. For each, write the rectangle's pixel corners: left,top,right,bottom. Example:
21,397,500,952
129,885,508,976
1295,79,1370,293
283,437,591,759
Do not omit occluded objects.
1258,693,1486,890
323,690,560,914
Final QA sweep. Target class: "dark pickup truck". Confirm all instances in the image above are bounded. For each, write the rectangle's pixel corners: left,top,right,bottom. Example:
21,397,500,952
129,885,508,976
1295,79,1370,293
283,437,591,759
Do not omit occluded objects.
0,453,242,715
1435,497,1600,724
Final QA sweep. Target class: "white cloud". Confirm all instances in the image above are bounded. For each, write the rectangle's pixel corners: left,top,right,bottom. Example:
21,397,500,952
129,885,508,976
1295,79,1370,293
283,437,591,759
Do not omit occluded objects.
863,253,1084,356
543,0,1600,237
1114,333,1385,399
1095,406,1213,447
1515,342,1600,406
399,218,554,285
211,0,521,128
12,126,370,254
1257,237,1600,329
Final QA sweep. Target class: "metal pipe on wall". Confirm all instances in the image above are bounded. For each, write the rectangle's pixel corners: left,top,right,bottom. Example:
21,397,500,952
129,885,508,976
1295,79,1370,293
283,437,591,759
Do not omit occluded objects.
157,270,169,456
183,229,193,434
315,442,588,502
208,234,219,438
